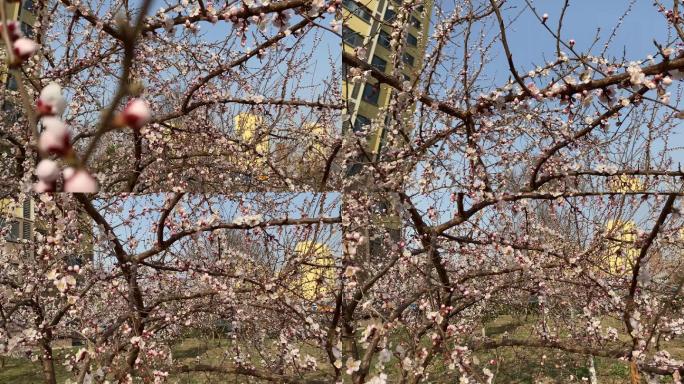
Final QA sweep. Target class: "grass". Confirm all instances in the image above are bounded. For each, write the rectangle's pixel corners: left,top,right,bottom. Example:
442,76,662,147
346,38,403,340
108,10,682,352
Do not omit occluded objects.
0,349,73,384
2,316,682,383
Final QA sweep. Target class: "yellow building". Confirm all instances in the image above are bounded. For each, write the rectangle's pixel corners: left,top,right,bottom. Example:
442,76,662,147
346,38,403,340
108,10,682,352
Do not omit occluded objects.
604,219,638,276
233,113,270,180
1,0,36,90
0,197,34,244
601,176,644,276
341,0,432,253
302,123,328,163
608,175,644,193
295,241,336,305
342,0,432,156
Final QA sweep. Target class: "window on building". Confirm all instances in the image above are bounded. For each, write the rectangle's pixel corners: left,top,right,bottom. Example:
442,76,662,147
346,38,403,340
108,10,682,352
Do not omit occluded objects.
23,199,31,219
20,22,33,38
410,15,421,29
22,221,31,240
6,76,18,91
402,52,415,66
377,30,391,49
369,237,383,257
9,221,20,241
362,83,380,105
406,33,418,46
23,0,33,11
2,100,20,124
353,114,370,132
342,0,372,22
67,255,84,267
371,55,387,72
343,29,364,47
384,8,396,21
3,101,15,113
372,201,389,214
346,162,363,176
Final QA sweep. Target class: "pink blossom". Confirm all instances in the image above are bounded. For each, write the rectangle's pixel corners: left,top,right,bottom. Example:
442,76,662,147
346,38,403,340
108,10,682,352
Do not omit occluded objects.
122,99,152,129
33,180,55,192
62,166,75,180
627,63,645,85
12,38,38,60
36,83,67,116
35,159,60,182
38,117,70,154
1,21,22,41
63,168,98,193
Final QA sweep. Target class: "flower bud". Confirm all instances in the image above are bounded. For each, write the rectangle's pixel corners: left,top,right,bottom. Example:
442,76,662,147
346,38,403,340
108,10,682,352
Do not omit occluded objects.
35,159,60,182
1,21,22,41
63,168,98,193
121,99,152,129
12,38,38,61
39,117,71,155
33,180,55,193
37,83,67,116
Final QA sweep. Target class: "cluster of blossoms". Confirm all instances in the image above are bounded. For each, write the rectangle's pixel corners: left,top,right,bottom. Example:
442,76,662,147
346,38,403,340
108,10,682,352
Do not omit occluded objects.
0,21,38,67
33,83,151,192
46,268,77,293
33,83,99,192
232,214,263,226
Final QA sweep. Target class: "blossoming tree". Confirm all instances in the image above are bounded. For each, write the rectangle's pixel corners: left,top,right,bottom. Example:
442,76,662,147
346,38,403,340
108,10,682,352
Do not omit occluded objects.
1,0,341,193
2,0,684,383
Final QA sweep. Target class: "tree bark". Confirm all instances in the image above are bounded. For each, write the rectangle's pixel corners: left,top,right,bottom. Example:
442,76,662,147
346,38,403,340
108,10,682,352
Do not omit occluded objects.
40,341,57,384
588,355,598,384
630,360,641,384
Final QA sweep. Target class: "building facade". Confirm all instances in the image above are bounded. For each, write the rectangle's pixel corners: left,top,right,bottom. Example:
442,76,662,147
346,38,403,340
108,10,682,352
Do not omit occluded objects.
295,241,336,312
341,0,433,256
342,0,432,156
0,197,34,245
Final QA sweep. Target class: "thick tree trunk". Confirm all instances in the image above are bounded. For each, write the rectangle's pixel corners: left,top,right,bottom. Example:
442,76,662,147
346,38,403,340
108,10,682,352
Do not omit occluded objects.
40,342,57,384
630,360,641,384
588,355,598,384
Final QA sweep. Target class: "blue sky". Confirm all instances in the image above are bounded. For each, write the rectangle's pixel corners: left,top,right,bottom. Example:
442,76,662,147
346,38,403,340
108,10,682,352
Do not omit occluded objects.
402,0,684,229
158,1,340,101
92,192,342,265
83,1,682,254
493,1,671,70
485,0,683,163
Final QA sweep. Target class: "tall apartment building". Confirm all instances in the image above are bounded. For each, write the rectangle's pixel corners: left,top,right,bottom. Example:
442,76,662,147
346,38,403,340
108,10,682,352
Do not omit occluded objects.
341,0,432,255
342,0,432,156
